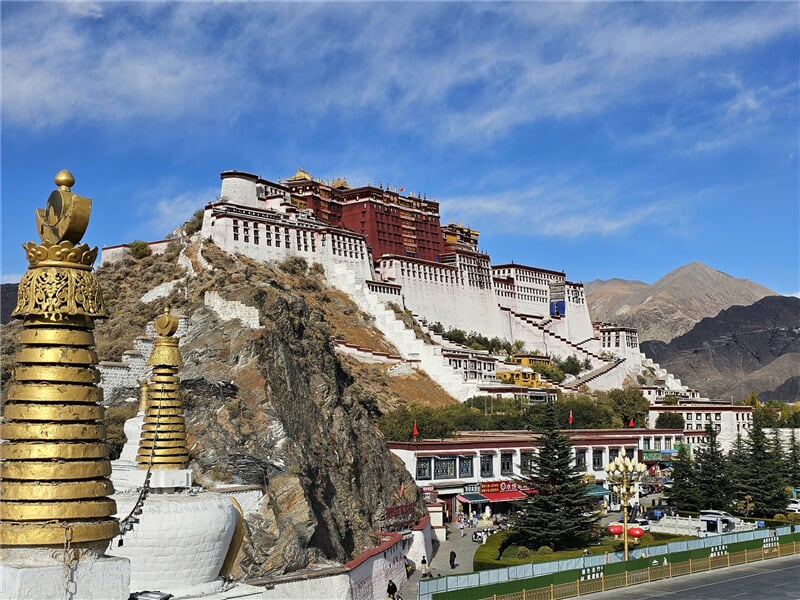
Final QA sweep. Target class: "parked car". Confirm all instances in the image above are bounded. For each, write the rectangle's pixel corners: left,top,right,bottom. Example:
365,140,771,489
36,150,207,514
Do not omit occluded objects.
633,519,651,532
786,499,800,511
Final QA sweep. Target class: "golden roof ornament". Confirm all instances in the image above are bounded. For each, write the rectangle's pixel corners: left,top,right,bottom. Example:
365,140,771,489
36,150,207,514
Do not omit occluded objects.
0,170,118,551
137,307,189,470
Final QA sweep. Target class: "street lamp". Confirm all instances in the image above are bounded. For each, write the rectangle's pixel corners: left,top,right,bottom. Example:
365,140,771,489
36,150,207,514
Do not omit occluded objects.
605,448,646,561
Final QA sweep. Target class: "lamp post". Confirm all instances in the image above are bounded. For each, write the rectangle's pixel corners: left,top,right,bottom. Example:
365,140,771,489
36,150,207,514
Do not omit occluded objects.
605,448,646,561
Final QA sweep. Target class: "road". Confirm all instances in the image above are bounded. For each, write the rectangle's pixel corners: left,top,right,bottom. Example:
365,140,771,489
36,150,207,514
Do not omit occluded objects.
584,554,800,599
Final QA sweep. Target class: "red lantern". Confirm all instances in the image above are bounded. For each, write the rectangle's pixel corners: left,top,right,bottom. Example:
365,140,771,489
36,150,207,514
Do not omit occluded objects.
607,524,623,536
628,527,645,539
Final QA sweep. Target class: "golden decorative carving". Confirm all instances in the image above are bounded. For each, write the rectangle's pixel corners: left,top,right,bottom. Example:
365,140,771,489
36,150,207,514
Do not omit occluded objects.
35,169,91,245
0,171,118,548
14,266,106,320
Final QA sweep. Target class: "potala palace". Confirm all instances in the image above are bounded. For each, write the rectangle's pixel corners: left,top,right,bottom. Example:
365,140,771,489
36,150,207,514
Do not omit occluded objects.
102,168,755,452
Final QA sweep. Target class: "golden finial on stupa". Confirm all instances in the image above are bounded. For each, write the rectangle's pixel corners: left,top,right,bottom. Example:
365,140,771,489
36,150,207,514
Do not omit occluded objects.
137,307,189,471
0,170,118,550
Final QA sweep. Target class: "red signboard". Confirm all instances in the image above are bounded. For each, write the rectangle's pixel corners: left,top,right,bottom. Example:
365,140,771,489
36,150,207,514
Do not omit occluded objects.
480,481,520,494
385,503,416,529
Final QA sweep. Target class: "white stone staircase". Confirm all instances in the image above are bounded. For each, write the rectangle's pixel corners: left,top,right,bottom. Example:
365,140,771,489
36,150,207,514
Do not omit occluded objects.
327,262,480,401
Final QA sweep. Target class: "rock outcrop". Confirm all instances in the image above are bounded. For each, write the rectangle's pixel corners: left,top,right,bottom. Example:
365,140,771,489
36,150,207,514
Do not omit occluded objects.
91,244,424,578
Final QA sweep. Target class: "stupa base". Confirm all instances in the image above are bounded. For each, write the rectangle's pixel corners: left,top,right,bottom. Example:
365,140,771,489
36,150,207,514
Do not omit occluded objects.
0,554,130,599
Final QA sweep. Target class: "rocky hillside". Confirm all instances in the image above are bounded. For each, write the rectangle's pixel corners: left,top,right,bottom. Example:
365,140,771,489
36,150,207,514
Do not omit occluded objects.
1,241,456,578
585,262,775,343
640,296,800,403
1,283,18,325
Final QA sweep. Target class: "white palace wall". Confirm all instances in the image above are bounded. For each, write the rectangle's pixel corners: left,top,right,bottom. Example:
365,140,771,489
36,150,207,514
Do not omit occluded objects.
378,258,511,340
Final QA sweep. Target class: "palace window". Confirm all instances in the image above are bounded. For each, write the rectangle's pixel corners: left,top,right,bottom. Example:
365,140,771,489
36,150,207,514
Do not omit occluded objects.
480,454,494,478
416,458,432,480
434,457,456,480
574,449,586,469
500,453,514,476
459,456,474,478
520,452,535,475
592,449,604,470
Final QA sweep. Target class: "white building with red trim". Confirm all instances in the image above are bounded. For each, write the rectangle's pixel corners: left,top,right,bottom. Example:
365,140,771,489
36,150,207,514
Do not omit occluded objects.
387,428,683,524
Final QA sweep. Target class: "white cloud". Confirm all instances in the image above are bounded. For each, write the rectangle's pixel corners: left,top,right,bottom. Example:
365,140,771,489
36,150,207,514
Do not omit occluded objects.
133,185,218,240
65,2,103,19
2,2,797,151
439,173,670,239
1,273,24,284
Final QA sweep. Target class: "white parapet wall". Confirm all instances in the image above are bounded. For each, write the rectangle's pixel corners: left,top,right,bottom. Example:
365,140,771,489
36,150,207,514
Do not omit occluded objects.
204,291,261,329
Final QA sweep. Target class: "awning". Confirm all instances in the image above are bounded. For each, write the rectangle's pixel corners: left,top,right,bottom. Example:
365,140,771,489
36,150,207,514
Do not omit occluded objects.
482,490,526,502
456,492,489,504
585,484,611,497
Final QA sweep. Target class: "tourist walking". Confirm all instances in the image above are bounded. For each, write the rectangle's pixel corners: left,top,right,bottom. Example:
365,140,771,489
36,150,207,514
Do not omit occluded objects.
459,516,465,536
421,555,429,578
387,578,397,599
450,550,456,569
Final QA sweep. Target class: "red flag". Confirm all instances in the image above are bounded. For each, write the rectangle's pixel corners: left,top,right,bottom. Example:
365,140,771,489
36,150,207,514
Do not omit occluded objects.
628,417,635,428
412,420,419,438
399,186,405,192
568,410,574,426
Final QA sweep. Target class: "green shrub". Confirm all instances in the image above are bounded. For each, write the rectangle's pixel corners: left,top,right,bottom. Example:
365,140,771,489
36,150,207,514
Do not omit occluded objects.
129,240,152,259
537,545,553,555
184,209,204,235
773,513,787,521
788,512,800,522
641,532,655,545
516,546,530,559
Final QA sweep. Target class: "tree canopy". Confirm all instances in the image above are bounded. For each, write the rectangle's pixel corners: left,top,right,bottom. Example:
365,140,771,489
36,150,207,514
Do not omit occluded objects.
510,404,598,551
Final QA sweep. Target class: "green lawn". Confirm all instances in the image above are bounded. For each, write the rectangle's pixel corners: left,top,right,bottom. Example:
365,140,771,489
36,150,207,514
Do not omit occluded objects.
474,530,695,571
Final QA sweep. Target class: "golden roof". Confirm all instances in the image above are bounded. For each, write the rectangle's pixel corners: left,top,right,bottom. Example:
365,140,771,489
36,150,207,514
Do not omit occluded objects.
287,168,312,182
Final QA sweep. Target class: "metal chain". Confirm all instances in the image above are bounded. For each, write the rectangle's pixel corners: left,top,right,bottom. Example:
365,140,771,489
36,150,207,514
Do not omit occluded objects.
61,523,79,600
118,388,162,539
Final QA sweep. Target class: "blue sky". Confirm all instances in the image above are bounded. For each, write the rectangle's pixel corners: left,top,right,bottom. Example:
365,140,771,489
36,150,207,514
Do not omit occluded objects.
2,2,799,295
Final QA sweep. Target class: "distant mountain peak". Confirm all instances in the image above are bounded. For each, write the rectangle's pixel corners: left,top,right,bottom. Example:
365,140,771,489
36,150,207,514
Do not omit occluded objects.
586,262,775,343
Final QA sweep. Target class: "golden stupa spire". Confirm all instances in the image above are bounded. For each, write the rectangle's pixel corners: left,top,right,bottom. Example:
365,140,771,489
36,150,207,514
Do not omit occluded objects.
0,170,118,548
136,307,189,470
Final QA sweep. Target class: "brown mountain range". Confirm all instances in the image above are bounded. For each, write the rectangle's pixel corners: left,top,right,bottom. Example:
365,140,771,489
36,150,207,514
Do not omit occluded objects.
584,262,776,343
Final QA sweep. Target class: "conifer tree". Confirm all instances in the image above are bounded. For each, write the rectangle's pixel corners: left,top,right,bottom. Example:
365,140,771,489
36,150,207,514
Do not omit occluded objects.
669,444,701,512
785,428,800,490
738,418,789,517
728,433,751,513
693,425,733,511
510,403,597,551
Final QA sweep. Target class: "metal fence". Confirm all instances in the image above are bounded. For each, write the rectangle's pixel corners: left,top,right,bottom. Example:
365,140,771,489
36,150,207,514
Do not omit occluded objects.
418,525,797,600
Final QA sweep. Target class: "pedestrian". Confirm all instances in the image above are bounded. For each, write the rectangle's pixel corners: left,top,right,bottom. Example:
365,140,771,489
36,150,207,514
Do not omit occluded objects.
386,579,397,599
421,555,429,578
662,556,668,566
459,518,465,537
449,550,456,569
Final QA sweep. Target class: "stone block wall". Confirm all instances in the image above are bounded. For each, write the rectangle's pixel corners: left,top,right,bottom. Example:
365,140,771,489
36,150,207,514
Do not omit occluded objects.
203,292,261,329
